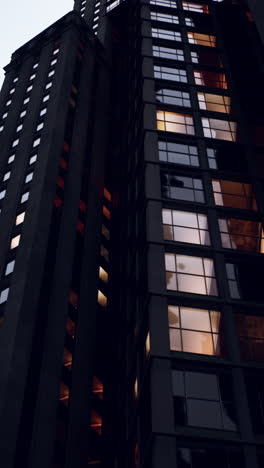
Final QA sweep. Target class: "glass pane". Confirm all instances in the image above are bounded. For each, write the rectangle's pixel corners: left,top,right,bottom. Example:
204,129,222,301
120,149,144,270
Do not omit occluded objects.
169,328,182,351
210,311,221,332
182,330,214,354
185,372,219,399
162,209,172,224
166,272,177,290
168,305,180,327
176,255,204,275
163,225,173,240
180,307,211,331
177,274,206,295
174,226,200,244
172,210,198,228
187,399,222,428
206,277,218,296
165,253,176,271
172,370,185,396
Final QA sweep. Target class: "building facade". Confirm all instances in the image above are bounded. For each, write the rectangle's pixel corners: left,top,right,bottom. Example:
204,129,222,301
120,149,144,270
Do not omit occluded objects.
0,1,263,468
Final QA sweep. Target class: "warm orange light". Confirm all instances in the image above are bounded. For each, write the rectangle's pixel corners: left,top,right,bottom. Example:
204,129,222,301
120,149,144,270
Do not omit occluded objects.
98,290,107,308
99,266,108,283
63,348,72,369
104,187,112,202
59,382,69,406
103,205,111,220
90,410,102,435
93,376,104,400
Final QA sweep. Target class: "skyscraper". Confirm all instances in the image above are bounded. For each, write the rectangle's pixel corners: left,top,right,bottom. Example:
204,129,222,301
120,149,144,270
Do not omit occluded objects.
0,1,264,468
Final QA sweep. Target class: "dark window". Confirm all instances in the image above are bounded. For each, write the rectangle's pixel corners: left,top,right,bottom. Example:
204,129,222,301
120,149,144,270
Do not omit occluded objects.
176,447,245,468
226,260,264,301
235,314,264,361
219,217,263,252
207,145,247,171
172,370,237,431
245,373,264,434
161,170,205,202
159,140,199,166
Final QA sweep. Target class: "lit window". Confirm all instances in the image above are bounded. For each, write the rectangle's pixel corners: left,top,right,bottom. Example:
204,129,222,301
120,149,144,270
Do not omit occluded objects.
45,82,52,90
8,155,15,164
21,192,29,203
9,88,15,95
198,93,231,113
16,212,25,225
202,118,237,141
11,234,20,249
172,370,237,430
0,126,4,132
150,0,177,6
6,100,12,106
102,224,110,240
168,305,222,355
0,189,6,200
212,179,257,210
152,28,181,42
29,73,36,81
2,112,8,119
23,97,30,105
53,48,59,55
154,65,187,83
99,266,108,283
161,170,204,202
16,124,23,133
12,139,19,148
153,45,184,61
29,154,37,165
188,32,216,47
36,122,44,132
93,376,103,399
48,70,55,78
20,110,27,118
157,111,194,135
90,410,102,435
98,290,107,307
25,173,33,183
194,70,228,89
13,76,19,83
151,12,179,24
165,253,218,295
218,217,263,252
5,260,15,276
104,187,111,201
0,288,9,304
156,88,191,107
103,205,111,219
59,382,69,406
235,313,264,362
3,171,11,182
50,59,57,66
158,141,199,166
162,209,210,245
42,95,50,103
26,85,33,93
182,1,209,13
40,108,47,117
185,17,195,27
33,137,41,147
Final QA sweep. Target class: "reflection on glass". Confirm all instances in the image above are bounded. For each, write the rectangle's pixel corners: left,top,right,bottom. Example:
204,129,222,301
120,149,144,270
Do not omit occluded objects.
219,217,263,252
213,179,257,210
235,314,264,362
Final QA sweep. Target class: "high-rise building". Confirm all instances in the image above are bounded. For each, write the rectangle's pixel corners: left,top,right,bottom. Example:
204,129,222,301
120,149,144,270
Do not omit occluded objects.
0,1,264,468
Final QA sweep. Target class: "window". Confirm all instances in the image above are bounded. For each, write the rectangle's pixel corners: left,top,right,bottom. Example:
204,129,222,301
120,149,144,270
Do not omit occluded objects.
212,179,257,210
202,118,237,141
0,126,4,132
36,122,44,132
156,88,191,107
245,374,264,434
188,32,216,47
172,369,236,430
21,192,29,203
152,28,182,42
168,306,222,355
33,63,39,69
150,0,177,6
50,59,57,66
191,49,223,68
226,260,264,301
33,137,41,148
165,253,218,295
207,146,246,172
40,108,47,117
161,171,204,202
2,112,8,119
26,85,33,93
158,140,199,166
29,154,37,165
42,95,50,103
154,65,187,83
12,139,19,148
0,288,9,304
23,97,30,105
11,235,20,249
99,266,108,283
101,245,109,262
182,1,209,13
5,260,15,275
13,76,19,83
219,217,264,252
8,155,15,164
25,173,33,183
0,189,6,200
157,111,194,135
98,290,107,308
29,73,36,81
102,224,110,240
9,88,15,95
103,205,111,220
53,48,59,55
48,70,55,78
45,82,52,90
162,209,210,245
153,45,184,61
16,124,23,133
198,93,231,113
16,212,25,225
194,70,227,89
20,110,27,118
176,447,244,468
151,12,179,24
235,314,264,361
3,171,11,182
